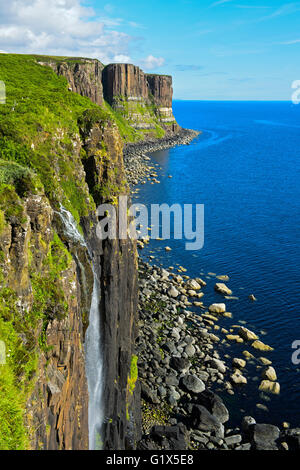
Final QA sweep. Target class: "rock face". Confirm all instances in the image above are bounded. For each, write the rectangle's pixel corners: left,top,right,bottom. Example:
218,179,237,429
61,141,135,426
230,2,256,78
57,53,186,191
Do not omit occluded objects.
102,63,179,133
102,63,148,103
42,57,180,137
0,193,89,450
79,116,140,450
45,58,104,106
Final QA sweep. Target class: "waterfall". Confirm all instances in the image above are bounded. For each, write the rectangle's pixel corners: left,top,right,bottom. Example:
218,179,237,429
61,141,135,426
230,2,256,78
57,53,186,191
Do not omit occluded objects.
57,206,103,450
85,268,103,450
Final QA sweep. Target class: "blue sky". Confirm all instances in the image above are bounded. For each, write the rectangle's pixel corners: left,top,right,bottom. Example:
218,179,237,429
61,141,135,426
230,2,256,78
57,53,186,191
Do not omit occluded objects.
0,0,299,99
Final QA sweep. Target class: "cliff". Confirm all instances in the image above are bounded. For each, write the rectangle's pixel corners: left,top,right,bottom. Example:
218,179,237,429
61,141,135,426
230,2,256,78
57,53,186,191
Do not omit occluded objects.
0,54,140,450
102,63,180,135
38,57,105,107
36,57,180,139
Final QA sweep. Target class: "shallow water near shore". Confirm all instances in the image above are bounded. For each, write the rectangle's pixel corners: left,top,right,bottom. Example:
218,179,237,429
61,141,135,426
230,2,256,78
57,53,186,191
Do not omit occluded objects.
133,100,300,427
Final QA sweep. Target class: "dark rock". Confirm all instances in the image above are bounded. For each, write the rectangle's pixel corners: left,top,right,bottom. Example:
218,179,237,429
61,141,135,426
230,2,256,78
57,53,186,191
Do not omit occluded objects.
170,356,190,373
141,383,160,405
196,391,229,424
191,405,224,438
250,423,280,450
180,375,205,394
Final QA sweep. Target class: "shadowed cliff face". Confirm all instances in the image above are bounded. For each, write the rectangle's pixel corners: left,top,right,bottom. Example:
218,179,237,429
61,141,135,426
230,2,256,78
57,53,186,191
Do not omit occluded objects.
0,192,89,450
79,117,140,450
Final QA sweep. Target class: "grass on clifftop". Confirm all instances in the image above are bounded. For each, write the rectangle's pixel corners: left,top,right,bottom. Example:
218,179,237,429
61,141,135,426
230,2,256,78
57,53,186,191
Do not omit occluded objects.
0,54,146,222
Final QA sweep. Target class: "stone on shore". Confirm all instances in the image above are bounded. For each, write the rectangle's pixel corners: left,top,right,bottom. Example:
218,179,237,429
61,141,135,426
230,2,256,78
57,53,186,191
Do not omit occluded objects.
231,371,247,385
259,380,280,395
209,303,226,314
238,327,259,342
210,358,226,374
196,391,229,424
167,286,179,298
180,375,205,394
186,279,201,290
232,358,246,369
251,340,274,352
262,366,277,382
250,423,280,450
191,405,224,438
214,283,232,296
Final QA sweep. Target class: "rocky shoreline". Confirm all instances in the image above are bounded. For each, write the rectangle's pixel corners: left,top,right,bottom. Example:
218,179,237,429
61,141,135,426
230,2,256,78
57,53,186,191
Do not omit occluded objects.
123,131,300,451
135,260,299,451
124,128,200,187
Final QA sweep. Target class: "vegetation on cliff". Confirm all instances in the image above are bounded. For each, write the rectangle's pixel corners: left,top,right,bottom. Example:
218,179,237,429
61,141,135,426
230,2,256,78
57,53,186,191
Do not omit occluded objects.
0,54,126,449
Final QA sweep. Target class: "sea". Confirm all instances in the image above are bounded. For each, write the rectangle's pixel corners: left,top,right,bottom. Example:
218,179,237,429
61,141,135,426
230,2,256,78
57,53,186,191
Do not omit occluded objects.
133,100,300,427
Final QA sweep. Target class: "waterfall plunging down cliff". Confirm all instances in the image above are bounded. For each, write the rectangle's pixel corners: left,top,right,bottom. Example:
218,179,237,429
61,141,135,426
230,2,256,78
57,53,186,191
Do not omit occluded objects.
57,207,103,450
85,268,103,450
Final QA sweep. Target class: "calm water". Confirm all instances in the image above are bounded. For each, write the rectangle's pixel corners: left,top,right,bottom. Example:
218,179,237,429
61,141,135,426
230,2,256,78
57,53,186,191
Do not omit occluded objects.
134,101,300,427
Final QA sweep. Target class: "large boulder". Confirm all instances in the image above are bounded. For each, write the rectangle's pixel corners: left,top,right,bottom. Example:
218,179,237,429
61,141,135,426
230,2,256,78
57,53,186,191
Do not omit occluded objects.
180,375,205,394
259,380,280,395
238,327,258,342
250,423,280,450
191,405,224,438
170,356,190,373
209,303,226,314
214,283,232,296
196,391,229,424
262,366,277,381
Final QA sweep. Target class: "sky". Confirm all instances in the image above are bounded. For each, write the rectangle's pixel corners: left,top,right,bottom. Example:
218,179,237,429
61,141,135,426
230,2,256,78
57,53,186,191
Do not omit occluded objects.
0,0,299,100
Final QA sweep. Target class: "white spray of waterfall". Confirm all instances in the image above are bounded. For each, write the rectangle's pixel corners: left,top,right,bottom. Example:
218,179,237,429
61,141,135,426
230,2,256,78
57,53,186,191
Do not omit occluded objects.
85,269,103,450
57,206,103,450
56,205,86,246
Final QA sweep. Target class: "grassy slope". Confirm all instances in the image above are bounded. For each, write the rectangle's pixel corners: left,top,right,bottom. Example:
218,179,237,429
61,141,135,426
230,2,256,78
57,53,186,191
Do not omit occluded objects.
0,53,155,449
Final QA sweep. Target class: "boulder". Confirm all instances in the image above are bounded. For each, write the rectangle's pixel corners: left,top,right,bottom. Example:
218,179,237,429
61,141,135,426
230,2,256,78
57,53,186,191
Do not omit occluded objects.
141,383,160,404
250,423,280,450
231,371,247,385
259,380,280,395
167,286,179,298
238,327,258,341
191,405,224,437
232,358,246,369
180,375,205,394
214,283,232,296
196,391,229,424
262,366,277,382
210,358,226,374
170,356,190,373
186,279,201,290
209,303,226,314
251,340,274,351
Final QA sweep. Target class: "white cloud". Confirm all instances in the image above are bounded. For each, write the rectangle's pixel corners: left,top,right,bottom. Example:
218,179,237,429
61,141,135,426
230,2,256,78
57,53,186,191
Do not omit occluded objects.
209,0,232,8
113,54,132,63
141,55,165,70
0,0,133,64
279,38,300,44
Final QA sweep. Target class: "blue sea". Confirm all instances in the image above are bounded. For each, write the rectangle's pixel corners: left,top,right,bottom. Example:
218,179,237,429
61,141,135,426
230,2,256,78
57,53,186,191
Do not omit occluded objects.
134,101,300,427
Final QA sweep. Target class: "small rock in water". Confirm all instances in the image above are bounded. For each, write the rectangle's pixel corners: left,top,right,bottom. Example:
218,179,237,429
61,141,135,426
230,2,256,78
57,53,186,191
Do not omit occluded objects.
249,294,257,301
252,340,274,352
262,366,277,382
238,327,259,342
231,371,247,385
214,283,232,296
259,380,280,395
232,358,246,369
209,303,226,314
